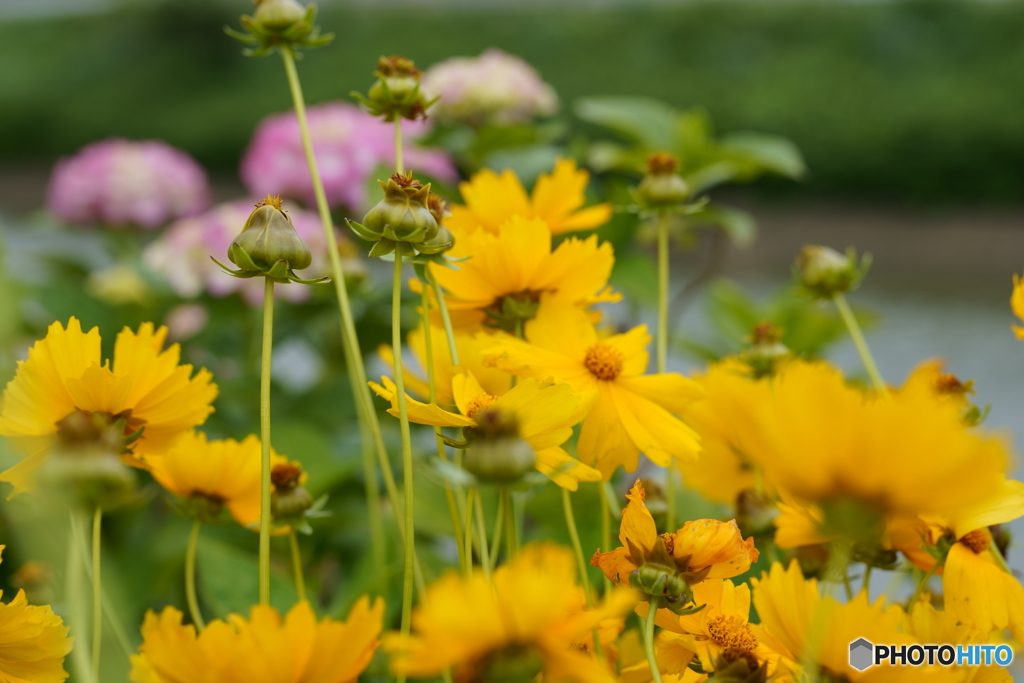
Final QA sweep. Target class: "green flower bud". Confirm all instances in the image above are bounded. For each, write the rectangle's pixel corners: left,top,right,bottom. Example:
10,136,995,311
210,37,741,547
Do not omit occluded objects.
795,245,871,300
636,152,690,207
348,174,440,258
739,321,791,379
462,409,536,484
232,195,312,271
252,0,306,29
271,461,314,521
352,56,435,121
42,411,140,509
417,193,454,255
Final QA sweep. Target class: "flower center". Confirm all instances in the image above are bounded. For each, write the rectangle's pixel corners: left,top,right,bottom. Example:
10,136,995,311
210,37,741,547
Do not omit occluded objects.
584,343,624,380
959,529,991,554
271,463,303,491
465,393,498,420
706,614,758,652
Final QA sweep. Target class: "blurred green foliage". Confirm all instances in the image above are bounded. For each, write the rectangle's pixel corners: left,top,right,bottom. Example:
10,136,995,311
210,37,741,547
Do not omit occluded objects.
1,0,1023,202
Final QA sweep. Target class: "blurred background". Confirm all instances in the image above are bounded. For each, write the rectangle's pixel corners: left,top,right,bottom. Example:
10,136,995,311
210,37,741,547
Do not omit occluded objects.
1,0,1023,678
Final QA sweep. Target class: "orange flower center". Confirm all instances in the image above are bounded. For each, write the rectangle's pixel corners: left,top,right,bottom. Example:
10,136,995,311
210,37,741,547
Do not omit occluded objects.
256,194,284,210
271,463,303,491
584,343,624,380
465,393,498,420
706,614,758,652
959,529,991,554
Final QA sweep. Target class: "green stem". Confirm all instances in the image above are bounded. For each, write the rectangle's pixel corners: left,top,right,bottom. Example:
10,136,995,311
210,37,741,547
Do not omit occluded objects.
561,487,593,605
185,520,206,631
259,278,274,605
289,529,306,603
395,119,404,174
67,512,96,683
506,491,520,559
656,211,676,532
91,507,102,681
909,563,940,606
431,277,461,366
833,293,886,392
358,418,386,594
73,515,132,659
862,564,873,599
489,488,506,571
603,481,622,517
473,489,492,583
421,282,466,571
279,45,393,586
391,251,417,683
464,488,476,575
644,597,665,683
598,482,613,594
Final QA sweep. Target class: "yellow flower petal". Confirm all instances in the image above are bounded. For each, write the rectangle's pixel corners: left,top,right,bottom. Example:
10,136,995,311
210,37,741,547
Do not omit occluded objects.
534,446,601,490
369,377,474,428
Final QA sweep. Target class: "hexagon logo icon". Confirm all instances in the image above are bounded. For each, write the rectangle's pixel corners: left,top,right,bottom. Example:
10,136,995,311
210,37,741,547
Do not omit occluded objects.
849,638,874,671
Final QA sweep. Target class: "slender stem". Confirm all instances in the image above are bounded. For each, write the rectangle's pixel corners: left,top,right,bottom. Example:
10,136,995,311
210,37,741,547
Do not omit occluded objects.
289,530,306,603
489,488,506,571
656,210,676,532
259,278,275,605
185,520,206,631
358,418,386,594
391,251,417,682
909,563,940,606
279,45,394,585
421,282,466,570
473,489,492,583
73,515,132,659
464,488,476,575
506,491,519,559
644,597,665,683
990,545,1014,575
603,481,622,517
91,507,102,681
394,119,405,174
833,293,886,392
561,487,593,605
598,482,613,594
862,564,873,599
67,512,96,683
431,277,461,365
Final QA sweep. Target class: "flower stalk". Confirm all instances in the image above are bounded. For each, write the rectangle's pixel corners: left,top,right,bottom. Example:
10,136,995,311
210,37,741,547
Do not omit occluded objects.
259,278,275,605
656,209,677,532
91,506,102,681
833,293,886,393
644,597,665,683
560,488,592,604
289,529,306,602
185,520,206,630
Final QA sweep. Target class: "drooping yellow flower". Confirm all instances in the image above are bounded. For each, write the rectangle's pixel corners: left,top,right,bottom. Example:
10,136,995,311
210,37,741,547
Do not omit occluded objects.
427,215,620,331
0,318,218,496
592,481,758,599
130,597,384,683
385,543,634,683
146,431,261,527
750,561,961,682
447,157,612,236
1011,273,1024,340
0,547,73,683
733,360,1007,534
640,579,785,678
378,320,510,407
677,359,769,505
370,370,599,489
483,300,703,478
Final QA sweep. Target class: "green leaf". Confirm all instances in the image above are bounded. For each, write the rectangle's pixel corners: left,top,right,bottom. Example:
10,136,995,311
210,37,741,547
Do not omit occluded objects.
574,96,678,148
718,131,808,180
687,204,757,248
197,536,298,618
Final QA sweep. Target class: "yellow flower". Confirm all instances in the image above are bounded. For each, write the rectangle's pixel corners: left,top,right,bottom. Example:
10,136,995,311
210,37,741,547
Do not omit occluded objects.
427,215,620,332
146,431,261,526
447,157,612,236
640,579,783,677
750,561,961,682
0,547,73,683
0,318,218,496
483,300,703,478
734,360,1007,534
130,597,384,683
385,542,634,683
370,370,599,489
378,320,510,407
1012,272,1024,340
677,359,768,505
591,481,758,597
908,602,1013,683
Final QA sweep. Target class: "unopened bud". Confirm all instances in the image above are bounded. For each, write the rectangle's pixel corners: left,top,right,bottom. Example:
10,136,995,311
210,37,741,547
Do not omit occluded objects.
349,174,439,257
636,152,690,207
740,321,790,379
795,245,870,299
354,55,433,121
252,0,306,29
232,195,312,271
463,409,535,484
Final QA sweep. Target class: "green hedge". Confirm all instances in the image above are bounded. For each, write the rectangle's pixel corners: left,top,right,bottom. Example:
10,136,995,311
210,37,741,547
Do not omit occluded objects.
2,0,1023,201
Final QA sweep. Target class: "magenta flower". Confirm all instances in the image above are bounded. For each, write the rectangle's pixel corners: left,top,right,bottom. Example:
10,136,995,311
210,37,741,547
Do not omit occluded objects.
240,101,456,211
143,199,365,307
421,49,559,126
47,138,211,229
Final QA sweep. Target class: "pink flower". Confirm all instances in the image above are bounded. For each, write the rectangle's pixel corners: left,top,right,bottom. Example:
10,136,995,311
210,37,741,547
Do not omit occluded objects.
47,138,211,228
421,49,559,126
143,199,364,307
240,102,456,211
